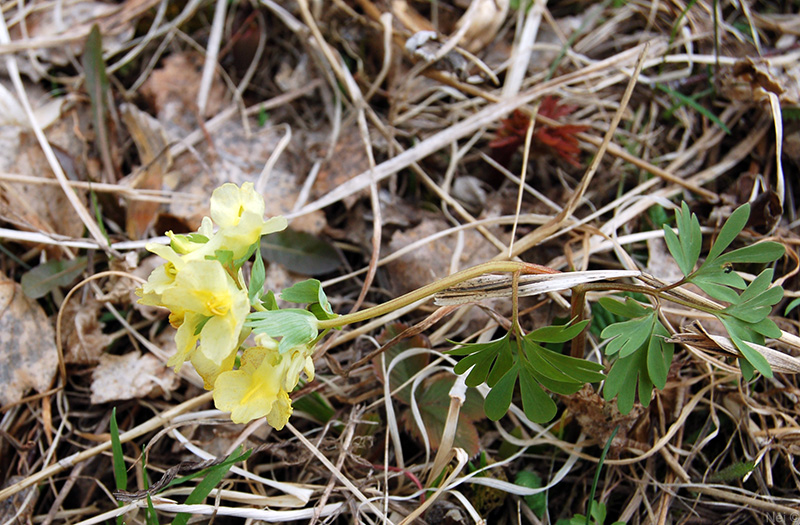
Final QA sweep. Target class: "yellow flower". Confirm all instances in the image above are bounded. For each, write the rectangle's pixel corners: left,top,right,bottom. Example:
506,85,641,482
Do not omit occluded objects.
213,339,314,428
210,182,287,259
155,260,249,369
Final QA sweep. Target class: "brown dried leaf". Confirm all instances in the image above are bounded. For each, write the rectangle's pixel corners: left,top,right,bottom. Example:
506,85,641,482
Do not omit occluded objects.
3,1,134,81
140,52,225,124
0,272,58,406
90,352,178,404
385,217,496,295
61,298,114,365
120,103,171,239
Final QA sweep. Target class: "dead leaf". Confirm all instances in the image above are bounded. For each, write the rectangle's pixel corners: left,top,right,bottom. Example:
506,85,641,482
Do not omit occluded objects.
90,351,178,404
722,57,800,104
385,216,496,295
0,108,92,243
3,0,134,82
120,103,171,238
0,272,58,407
140,52,225,126
313,125,372,209
61,298,114,365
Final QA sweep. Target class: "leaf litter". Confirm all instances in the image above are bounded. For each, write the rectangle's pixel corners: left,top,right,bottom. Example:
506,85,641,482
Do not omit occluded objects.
1,0,800,523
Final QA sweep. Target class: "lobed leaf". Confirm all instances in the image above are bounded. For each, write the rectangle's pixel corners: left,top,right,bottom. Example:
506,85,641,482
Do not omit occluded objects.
601,313,655,358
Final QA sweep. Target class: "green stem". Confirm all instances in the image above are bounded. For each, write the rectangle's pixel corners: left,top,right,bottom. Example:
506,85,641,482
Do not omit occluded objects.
577,282,721,315
316,261,546,330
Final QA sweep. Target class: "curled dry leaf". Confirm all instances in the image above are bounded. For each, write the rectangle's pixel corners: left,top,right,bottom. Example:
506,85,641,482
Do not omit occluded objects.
0,272,58,406
90,351,179,404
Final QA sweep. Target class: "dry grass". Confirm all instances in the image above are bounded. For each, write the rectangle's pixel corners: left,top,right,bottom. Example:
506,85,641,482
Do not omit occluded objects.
1,0,799,523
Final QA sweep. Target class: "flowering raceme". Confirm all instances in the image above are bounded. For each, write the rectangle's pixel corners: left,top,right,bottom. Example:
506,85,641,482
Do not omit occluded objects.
136,182,318,428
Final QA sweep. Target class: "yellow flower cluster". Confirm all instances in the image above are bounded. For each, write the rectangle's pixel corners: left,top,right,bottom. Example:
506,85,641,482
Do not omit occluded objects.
137,182,314,429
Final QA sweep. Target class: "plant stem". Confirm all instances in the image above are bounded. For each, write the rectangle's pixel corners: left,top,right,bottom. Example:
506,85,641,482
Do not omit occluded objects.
576,282,721,315
316,261,553,330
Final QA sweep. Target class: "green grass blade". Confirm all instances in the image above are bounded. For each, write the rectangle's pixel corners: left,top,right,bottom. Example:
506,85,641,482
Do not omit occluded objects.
656,83,731,134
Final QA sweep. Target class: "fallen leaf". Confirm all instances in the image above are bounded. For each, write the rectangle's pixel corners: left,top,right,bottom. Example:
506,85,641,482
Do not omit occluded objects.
385,216,496,295
3,1,134,82
61,297,114,365
0,272,58,406
90,351,178,404
120,103,171,238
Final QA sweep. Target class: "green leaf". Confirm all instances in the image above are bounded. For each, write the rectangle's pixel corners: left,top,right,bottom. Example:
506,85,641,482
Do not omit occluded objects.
708,460,756,482
702,203,750,265
281,279,336,320
521,338,605,384
656,83,732,134
519,367,558,423
281,279,324,303
663,202,702,276
647,325,674,389
261,229,341,276
261,290,278,310
209,249,233,267
110,408,127,491
172,447,252,525
532,346,606,383
785,297,800,315
605,351,647,414
485,366,518,421
20,256,88,299
691,269,745,302
82,24,113,183
739,356,756,381
601,313,655,358
248,247,266,304
515,471,546,518
450,334,514,388
247,309,318,353
527,319,590,343
292,392,335,423
720,270,783,324
715,242,784,265
719,317,773,378
598,296,650,318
